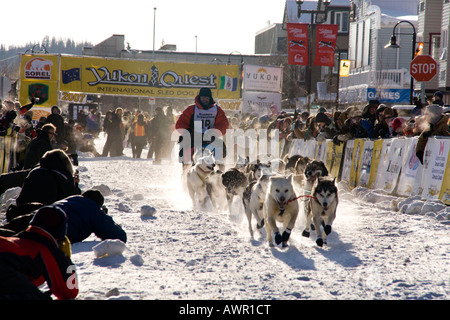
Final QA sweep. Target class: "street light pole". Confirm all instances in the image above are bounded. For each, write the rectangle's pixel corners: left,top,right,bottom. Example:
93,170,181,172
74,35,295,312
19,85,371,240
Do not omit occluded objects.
296,0,332,113
385,20,416,104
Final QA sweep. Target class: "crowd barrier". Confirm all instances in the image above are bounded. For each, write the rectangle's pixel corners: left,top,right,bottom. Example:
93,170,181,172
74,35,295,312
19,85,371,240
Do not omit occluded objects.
2,134,449,205
288,136,450,205
0,136,17,174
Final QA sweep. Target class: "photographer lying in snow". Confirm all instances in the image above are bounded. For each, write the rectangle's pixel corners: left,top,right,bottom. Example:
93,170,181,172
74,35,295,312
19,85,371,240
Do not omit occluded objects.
0,190,127,244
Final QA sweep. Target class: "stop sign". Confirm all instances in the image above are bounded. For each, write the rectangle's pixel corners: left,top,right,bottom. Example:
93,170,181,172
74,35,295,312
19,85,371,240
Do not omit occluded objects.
410,55,438,82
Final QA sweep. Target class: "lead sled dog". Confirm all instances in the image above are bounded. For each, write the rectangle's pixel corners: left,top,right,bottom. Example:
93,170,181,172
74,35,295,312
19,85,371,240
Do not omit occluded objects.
263,175,299,248
302,176,338,247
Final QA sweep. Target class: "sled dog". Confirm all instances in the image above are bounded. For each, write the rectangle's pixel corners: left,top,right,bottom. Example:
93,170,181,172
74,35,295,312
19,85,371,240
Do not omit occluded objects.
302,159,329,218
186,153,216,208
221,168,248,212
247,161,272,183
302,176,338,247
206,169,228,211
242,175,271,237
263,175,299,247
285,155,312,192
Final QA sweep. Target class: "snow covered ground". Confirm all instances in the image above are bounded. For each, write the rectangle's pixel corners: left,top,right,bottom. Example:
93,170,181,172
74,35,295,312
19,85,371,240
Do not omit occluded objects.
4,134,449,301
64,134,450,301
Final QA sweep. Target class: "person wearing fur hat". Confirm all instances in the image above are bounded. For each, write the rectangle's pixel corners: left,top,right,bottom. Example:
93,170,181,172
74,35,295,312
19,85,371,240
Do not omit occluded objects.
175,87,229,164
0,206,78,299
415,104,450,164
16,149,81,206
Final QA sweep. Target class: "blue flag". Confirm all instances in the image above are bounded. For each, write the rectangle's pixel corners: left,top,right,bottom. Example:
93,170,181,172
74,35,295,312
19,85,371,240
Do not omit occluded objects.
62,68,80,84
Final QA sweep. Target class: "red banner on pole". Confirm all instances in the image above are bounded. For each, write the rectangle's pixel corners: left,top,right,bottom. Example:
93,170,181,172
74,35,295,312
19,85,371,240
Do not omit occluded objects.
287,23,309,66
313,24,339,67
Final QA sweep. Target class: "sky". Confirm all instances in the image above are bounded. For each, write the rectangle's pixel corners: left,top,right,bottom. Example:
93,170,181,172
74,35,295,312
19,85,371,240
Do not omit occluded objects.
1,0,288,55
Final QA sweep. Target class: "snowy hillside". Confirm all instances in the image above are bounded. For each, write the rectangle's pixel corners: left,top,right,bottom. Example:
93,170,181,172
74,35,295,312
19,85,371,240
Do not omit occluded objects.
58,135,449,301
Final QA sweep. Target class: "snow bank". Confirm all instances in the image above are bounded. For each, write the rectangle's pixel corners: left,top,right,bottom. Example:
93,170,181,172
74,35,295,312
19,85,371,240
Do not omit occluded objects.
347,186,450,223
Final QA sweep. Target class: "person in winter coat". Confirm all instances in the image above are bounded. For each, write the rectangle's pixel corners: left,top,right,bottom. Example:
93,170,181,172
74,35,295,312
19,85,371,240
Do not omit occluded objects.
53,190,127,243
432,91,444,106
0,206,78,300
64,119,78,165
46,106,65,145
16,149,81,206
101,110,114,157
1,190,127,244
23,123,56,169
415,104,450,164
175,88,229,164
373,106,395,139
148,107,171,164
336,107,369,143
130,113,149,158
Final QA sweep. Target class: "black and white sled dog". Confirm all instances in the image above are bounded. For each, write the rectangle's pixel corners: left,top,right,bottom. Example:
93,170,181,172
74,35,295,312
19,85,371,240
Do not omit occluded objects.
246,161,272,183
186,152,216,208
263,175,299,248
221,168,248,212
302,176,338,247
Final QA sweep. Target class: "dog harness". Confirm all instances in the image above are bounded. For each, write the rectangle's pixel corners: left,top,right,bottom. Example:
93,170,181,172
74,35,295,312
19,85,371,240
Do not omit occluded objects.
196,166,211,184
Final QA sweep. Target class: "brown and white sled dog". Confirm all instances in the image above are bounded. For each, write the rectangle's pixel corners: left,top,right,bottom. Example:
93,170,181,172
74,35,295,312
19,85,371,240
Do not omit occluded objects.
302,176,338,247
186,153,216,208
263,175,299,248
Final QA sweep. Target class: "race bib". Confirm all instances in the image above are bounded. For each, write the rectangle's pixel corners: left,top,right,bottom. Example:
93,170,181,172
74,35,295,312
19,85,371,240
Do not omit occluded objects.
193,105,217,133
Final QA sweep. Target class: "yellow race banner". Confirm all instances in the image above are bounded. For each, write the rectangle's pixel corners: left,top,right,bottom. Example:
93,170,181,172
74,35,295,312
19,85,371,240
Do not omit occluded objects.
19,54,59,115
60,56,240,99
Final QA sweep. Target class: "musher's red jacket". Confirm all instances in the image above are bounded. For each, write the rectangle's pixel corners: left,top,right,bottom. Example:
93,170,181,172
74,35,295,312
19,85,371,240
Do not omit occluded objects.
0,226,79,299
175,96,229,136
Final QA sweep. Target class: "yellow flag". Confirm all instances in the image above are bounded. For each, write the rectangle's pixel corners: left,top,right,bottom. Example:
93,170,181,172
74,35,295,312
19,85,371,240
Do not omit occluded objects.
339,59,351,77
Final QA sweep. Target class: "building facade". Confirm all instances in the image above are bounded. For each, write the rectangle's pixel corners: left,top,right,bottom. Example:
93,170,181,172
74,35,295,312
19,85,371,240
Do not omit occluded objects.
339,0,419,106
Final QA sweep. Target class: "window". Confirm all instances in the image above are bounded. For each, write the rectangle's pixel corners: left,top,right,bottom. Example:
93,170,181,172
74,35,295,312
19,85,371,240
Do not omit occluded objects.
430,34,440,61
419,1,425,12
335,12,349,33
441,29,448,61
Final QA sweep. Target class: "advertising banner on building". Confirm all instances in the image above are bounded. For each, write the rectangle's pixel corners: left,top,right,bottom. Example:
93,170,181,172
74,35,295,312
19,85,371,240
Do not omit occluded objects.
59,56,240,99
313,24,338,67
19,54,59,116
367,88,410,104
242,91,281,115
243,65,282,92
287,23,309,66
421,137,450,200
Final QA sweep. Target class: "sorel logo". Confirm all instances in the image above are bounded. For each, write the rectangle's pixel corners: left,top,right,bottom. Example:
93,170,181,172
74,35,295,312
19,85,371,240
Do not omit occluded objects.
24,57,53,80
